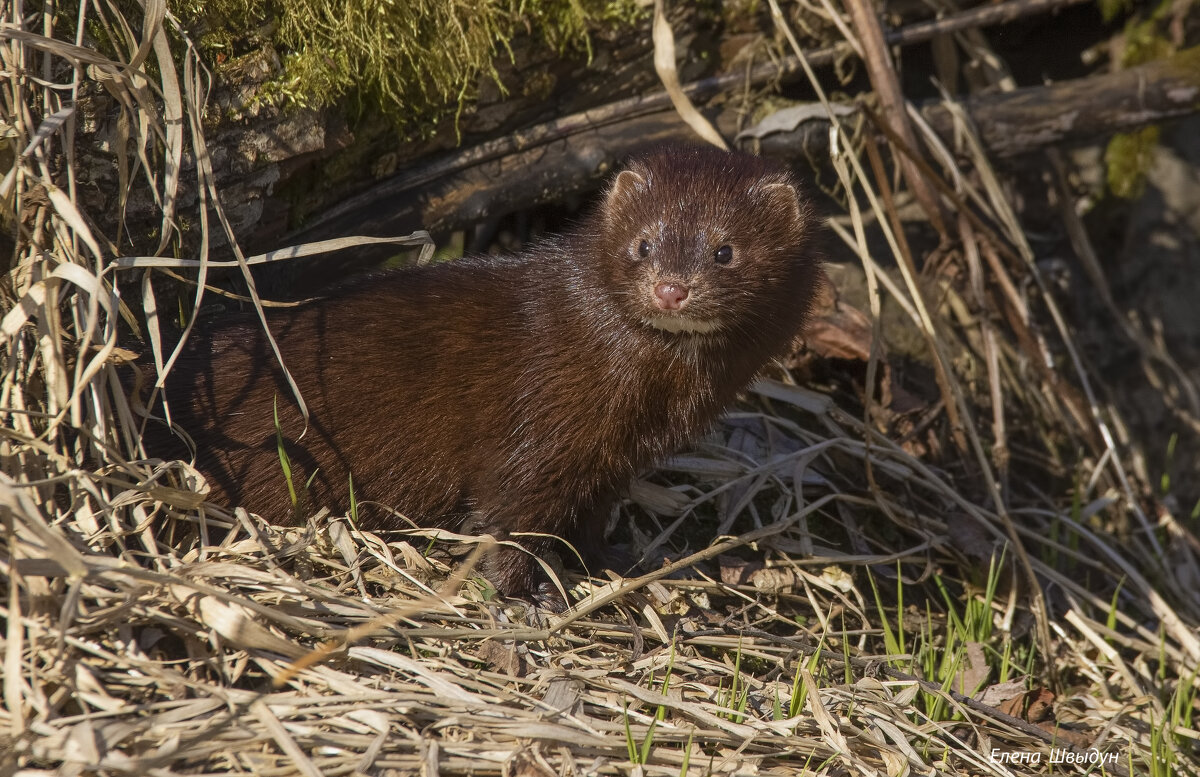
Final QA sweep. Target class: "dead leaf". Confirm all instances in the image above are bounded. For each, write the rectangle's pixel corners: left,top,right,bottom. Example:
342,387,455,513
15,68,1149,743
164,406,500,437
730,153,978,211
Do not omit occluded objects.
750,566,799,593
952,642,990,696
805,299,875,362
719,554,762,585
977,679,1027,708
476,640,528,678
1016,687,1056,722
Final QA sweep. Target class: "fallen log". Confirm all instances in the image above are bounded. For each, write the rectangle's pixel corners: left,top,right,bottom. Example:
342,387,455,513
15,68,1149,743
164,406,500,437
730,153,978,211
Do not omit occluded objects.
291,47,1200,251
920,46,1200,157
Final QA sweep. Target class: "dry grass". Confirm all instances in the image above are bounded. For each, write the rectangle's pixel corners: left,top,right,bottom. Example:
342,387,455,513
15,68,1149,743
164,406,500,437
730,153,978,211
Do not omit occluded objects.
3,2,1199,775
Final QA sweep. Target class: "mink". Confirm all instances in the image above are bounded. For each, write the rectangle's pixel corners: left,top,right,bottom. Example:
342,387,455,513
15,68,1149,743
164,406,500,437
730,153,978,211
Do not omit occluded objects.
149,145,823,605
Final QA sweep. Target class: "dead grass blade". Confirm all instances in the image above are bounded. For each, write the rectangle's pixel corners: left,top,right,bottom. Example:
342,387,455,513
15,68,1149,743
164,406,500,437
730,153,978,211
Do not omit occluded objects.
652,0,728,150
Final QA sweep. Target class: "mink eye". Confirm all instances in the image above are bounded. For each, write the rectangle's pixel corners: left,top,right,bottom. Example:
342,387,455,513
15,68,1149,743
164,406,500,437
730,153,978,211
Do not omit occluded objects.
637,239,651,259
713,245,733,264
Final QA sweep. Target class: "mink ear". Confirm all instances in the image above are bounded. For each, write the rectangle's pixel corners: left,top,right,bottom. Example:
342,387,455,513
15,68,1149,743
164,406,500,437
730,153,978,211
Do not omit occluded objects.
762,181,805,223
606,168,648,211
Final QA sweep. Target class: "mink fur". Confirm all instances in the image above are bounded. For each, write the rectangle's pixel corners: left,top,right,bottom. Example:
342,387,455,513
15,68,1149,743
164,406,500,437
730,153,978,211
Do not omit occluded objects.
149,145,823,605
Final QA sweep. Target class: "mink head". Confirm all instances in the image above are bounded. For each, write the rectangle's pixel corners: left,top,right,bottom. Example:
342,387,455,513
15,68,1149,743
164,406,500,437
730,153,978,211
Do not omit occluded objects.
590,145,818,343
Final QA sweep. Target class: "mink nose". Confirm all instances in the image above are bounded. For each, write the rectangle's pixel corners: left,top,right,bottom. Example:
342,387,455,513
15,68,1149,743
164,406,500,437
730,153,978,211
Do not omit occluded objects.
653,281,690,310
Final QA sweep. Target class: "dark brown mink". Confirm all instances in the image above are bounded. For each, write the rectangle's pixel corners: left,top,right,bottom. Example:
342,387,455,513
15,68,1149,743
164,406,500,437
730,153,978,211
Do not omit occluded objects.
149,144,823,604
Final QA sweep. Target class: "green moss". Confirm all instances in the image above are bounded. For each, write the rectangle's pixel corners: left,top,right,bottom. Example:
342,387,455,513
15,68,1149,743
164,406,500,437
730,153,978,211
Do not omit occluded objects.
1098,0,1193,199
1105,125,1159,200
1096,0,1133,24
176,0,644,131
1118,16,1173,68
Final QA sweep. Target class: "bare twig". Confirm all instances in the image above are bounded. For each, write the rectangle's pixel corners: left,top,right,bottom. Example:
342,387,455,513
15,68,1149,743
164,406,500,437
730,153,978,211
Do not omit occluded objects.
843,0,948,235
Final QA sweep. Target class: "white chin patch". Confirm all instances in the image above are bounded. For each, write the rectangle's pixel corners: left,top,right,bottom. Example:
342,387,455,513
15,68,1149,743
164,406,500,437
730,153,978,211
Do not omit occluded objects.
644,315,722,334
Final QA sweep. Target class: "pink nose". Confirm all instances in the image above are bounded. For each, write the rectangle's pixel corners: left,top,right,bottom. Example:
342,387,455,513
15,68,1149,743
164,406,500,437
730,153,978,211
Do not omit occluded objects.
653,281,689,310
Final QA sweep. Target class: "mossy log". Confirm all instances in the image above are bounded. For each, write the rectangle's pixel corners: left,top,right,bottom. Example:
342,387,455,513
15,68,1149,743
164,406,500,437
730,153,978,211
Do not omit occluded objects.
294,46,1200,246
75,16,1197,284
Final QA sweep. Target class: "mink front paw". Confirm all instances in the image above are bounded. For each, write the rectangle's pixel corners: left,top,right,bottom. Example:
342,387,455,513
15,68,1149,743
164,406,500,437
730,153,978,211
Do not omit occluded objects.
529,580,569,613
479,545,571,611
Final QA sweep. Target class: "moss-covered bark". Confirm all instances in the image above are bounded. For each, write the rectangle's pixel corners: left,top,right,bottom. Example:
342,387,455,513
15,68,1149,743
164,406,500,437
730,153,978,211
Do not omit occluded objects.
181,0,645,130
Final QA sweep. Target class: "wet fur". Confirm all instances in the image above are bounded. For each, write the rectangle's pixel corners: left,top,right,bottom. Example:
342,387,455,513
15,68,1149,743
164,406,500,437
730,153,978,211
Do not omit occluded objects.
151,145,823,602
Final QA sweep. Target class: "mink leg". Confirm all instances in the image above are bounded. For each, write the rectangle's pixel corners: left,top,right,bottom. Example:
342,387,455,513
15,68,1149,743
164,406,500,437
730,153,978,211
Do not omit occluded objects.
573,503,638,578
476,539,568,611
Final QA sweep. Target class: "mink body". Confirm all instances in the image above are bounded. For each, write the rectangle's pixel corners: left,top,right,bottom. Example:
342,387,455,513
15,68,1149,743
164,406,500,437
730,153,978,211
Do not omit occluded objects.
154,145,822,602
